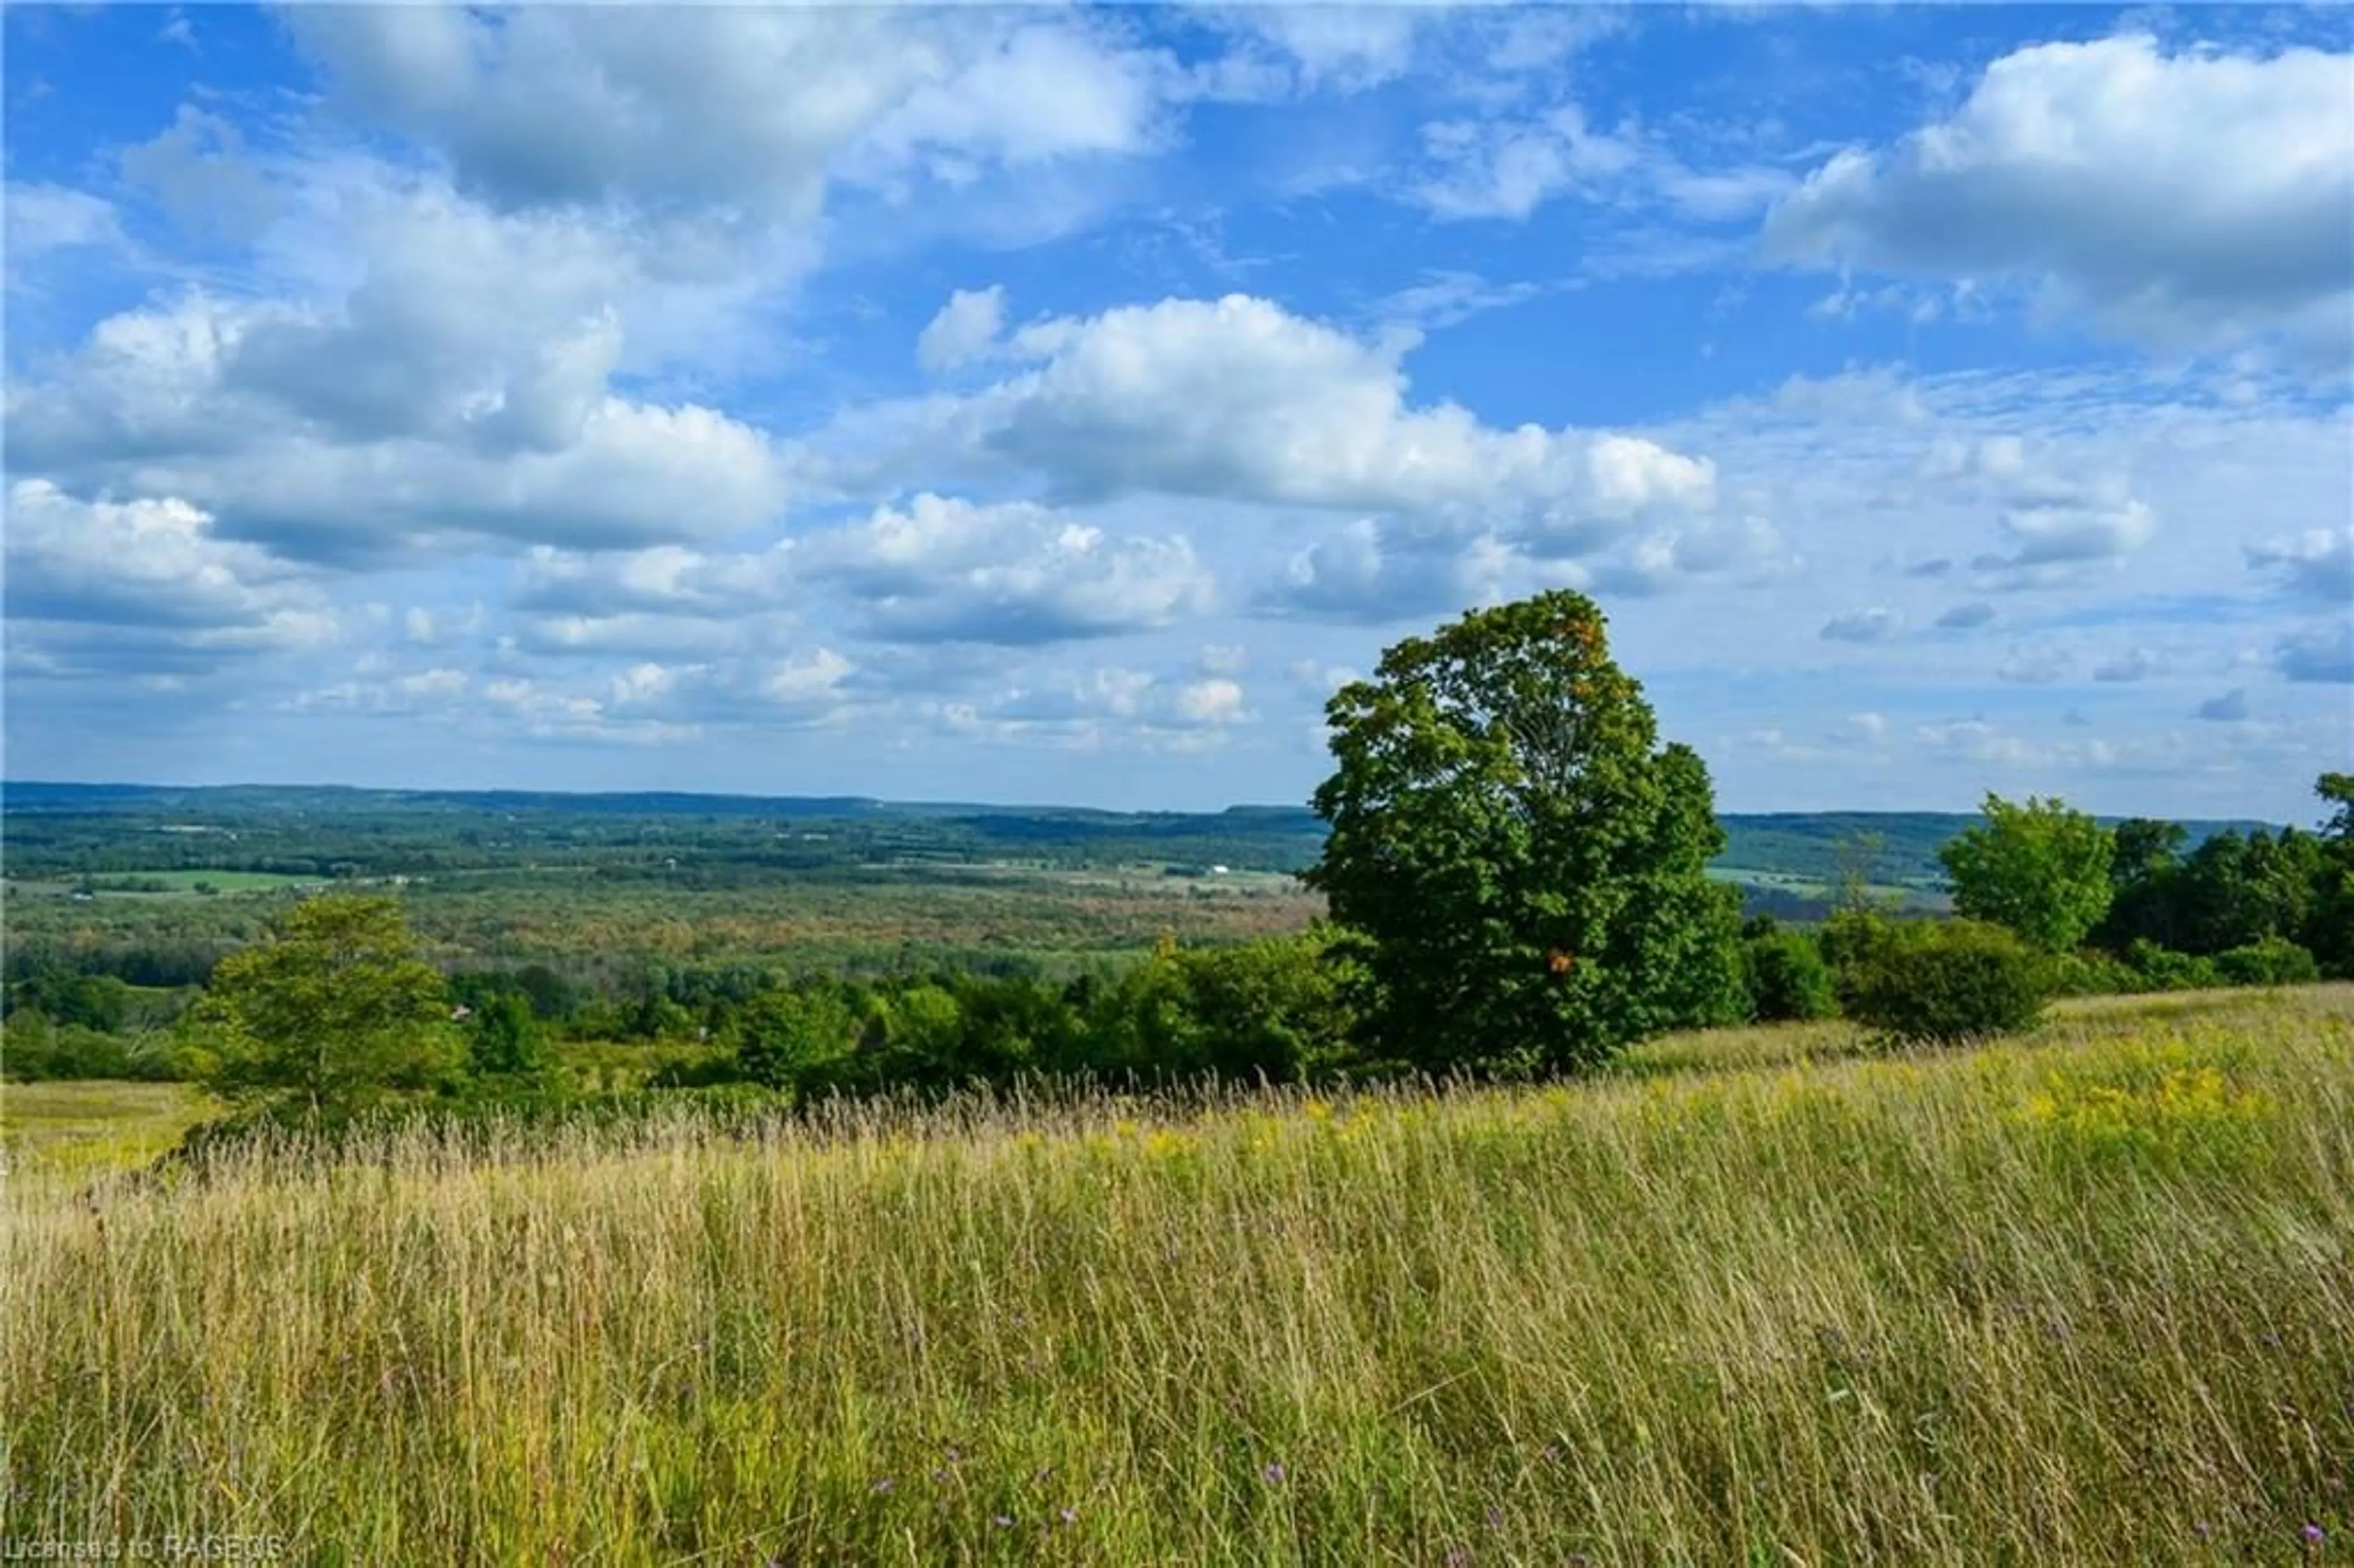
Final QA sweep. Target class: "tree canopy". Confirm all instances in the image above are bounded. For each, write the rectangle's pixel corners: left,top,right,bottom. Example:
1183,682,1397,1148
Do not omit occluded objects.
1303,590,1740,1075
1938,794,2115,953
185,893,459,1119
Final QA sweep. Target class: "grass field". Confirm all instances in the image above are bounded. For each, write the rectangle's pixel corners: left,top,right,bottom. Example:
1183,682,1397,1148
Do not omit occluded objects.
4,991,2348,1564
0,1079,211,1175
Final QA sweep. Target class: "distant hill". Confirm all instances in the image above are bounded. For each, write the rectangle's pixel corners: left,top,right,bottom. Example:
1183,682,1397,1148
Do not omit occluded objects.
2,781,2284,920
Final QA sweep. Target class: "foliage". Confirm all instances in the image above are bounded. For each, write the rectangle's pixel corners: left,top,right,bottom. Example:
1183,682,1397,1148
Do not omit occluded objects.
2213,937,2322,988
2122,938,2223,992
180,894,460,1119
1305,590,1740,1075
1842,919,2050,1044
732,985,860,1093
1938,793,2114,953
465,991,550,1078
1739,924,1840,1022
2309,772,2354,976
0,1013,183,1083
2041,948,2146,999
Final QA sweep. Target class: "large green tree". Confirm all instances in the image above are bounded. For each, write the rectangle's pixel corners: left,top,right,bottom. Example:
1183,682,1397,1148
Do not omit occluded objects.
1303,590,1741,1075
1937,794,2114,953
185,894,459,1118
2309,772,2354,976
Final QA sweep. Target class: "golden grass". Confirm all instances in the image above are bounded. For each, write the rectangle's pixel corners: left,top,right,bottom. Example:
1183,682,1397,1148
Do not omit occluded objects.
5,989,2350,1564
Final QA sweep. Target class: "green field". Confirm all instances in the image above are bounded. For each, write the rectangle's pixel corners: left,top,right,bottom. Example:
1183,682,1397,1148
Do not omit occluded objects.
7,868,326,898
0,1079,212,1174
6,988,2347,1564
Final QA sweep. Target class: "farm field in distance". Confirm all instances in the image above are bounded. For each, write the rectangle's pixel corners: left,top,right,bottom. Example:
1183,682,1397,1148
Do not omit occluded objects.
7,986,2349,1564
6,782,2277,984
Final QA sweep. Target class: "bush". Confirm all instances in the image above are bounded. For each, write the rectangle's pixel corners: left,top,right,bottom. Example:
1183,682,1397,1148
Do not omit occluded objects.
2121,940,2222,992
2043,949,2146,999
1843,920,2049,1045
2212,937,2321,988
1740,929,1838,1021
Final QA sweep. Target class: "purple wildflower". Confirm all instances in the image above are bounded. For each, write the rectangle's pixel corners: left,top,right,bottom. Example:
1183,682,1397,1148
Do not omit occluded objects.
2303,1523,2326,1547
1262,1462,1287,1485
1059,1507,1078,1526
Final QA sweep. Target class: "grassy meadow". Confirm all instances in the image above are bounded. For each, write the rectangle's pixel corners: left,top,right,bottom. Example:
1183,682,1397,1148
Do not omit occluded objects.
5,989,2350,1565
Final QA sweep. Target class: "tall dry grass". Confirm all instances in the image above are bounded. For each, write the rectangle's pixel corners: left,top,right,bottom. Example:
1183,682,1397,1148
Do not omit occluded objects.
6,989,2350,1564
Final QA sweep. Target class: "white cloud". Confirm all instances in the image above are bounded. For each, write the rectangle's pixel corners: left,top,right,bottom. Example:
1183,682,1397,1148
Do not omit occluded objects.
4,183,124,263
871,295,1721,563
918,286,1007,372
1764,34,2354,365
802,493,1213,644
1414,105,1644,221
286,8,1173,224
516,544,794,620
4,479,322,641
1259,519,1544,623
935,663,1255,751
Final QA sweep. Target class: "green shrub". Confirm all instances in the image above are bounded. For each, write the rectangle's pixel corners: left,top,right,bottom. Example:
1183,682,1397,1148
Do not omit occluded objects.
1740,929,1838,1021
1843,919,2049,1045
2043,949,2146,999
2122,939,2222,992
2212,936,2321,988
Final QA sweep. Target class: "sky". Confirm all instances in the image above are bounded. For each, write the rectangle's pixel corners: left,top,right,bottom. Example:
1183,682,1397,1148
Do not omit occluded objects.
3,3,2349,821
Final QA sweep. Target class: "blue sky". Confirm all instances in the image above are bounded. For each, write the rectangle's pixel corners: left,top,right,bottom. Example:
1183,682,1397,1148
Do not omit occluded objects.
5,4,2349,820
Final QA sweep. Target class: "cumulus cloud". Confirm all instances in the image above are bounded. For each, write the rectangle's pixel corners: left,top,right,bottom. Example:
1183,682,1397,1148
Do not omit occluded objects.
874,294,1721,561
7,289,796,561
1258,519,1544,623
1763,34,2354,365
284,8,1173,225
935,664,1254,750
516,544,794,620
4,480,329,655
801,493,1213,644
1937,601,1997,630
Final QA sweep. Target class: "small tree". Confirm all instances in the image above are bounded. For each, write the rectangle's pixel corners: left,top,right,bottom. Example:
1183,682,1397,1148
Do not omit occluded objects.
733,986,858,1092
1303,590,1740,1075
1938,793,2114,953
467,991,548,1078
1741,925,1839,1022
185,894,459,1120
